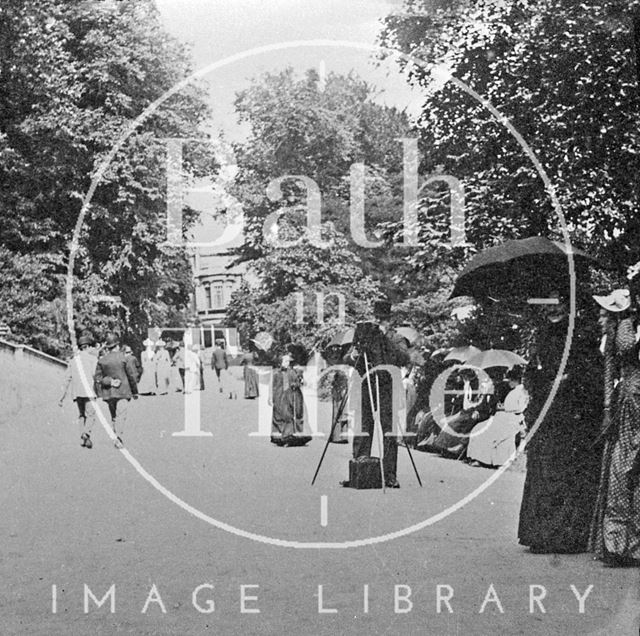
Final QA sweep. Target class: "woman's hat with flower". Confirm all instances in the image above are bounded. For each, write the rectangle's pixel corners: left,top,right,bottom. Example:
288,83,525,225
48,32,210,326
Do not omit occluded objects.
593,288,631,313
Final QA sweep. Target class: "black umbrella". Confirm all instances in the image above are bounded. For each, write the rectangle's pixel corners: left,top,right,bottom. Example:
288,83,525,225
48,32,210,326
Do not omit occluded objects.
450,236,598,300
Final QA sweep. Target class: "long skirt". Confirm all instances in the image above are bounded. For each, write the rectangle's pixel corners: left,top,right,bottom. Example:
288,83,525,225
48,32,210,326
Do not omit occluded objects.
169,366,183,392
589,382,640,560
413,411,440,452
467,412,521,467
184,369,200,394
156,361,171,395
330,379,349,443
432,410,480,457
518,415,602,553
271,383,310,446
244,365,259,399
137,359,157,395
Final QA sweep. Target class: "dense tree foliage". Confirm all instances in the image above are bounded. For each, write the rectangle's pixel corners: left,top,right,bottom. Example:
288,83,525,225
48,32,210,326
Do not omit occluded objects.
371,0,640,356
0,0,214,355
380,0,640,277
226,223,381,353
227,68,416,348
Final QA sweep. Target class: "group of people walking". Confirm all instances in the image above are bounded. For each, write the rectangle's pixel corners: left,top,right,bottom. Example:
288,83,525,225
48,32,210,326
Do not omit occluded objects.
59,332,138,449
58,278,640,565
138,338,231,397
59,334,235,449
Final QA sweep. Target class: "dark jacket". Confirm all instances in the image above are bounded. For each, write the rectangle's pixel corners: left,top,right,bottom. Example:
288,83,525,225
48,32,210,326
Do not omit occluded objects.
125,353,142,382
211,347,228,371
94,348,138,399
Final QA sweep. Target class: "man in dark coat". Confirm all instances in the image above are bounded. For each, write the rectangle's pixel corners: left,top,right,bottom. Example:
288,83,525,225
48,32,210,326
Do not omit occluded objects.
211,338,230,395
344,300,410,488
94,332,138,448
123,345,142,382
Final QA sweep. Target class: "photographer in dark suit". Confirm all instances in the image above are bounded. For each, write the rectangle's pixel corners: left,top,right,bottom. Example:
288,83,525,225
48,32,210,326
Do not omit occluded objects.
344,300,410,488
94,333,138,448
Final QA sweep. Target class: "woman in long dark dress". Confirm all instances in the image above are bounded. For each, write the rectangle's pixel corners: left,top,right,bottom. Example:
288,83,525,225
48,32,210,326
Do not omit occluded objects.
269,353,311,447
241,350,259,399
589,289,640,566
517,297,603,553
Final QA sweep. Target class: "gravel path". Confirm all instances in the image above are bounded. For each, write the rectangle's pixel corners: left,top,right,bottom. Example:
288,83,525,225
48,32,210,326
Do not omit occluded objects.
1,367,637,635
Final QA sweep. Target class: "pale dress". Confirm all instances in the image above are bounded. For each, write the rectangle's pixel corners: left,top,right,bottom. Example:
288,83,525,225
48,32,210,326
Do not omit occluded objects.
137,349,157,394
467,384,528,466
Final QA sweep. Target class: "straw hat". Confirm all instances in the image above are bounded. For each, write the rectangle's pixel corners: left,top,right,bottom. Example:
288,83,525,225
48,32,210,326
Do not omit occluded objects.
251,331,274,351
593,289,631,313
155,339,166,347
143,338,155,347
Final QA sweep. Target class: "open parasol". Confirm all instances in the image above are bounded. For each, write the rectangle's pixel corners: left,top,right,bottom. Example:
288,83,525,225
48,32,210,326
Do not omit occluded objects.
251,331,274,351
467,349,527,369
408,349,426,365
451,236,598,300
395,326,420,345
444,345,481,363
328,327,355,347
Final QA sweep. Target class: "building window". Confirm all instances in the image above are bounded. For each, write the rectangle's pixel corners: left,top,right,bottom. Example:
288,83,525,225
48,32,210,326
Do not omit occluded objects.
213,283,224,309
205,285,212,309
225,281,234,303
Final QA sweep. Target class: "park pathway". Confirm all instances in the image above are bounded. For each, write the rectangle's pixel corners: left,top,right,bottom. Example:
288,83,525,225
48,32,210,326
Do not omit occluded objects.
1,365,638,635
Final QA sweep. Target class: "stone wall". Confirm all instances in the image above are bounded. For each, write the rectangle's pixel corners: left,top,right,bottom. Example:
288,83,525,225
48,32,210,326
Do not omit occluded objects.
0,340,66,425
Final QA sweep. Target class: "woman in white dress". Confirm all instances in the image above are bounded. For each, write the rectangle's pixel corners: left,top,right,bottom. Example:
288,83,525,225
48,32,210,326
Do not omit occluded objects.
137,338,157,395
154,340,172,395
184,344,202,394
467,368,529,467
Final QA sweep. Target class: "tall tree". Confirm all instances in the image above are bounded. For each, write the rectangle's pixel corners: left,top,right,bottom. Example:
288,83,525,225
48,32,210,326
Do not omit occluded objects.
225,68,418,348
0,0,215,354
380,0,640,276
231,68,411,264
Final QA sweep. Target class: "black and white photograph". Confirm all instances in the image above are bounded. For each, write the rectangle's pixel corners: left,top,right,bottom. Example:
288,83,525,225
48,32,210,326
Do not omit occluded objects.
1,0,640,634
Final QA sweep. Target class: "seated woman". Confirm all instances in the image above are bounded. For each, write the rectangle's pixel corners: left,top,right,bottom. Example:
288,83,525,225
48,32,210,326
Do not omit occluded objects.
414,365,466,452
431,372,497,458
467,368,529,467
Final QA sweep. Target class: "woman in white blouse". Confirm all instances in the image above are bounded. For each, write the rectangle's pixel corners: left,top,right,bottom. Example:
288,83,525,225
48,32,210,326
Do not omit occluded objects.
467,367,529,467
